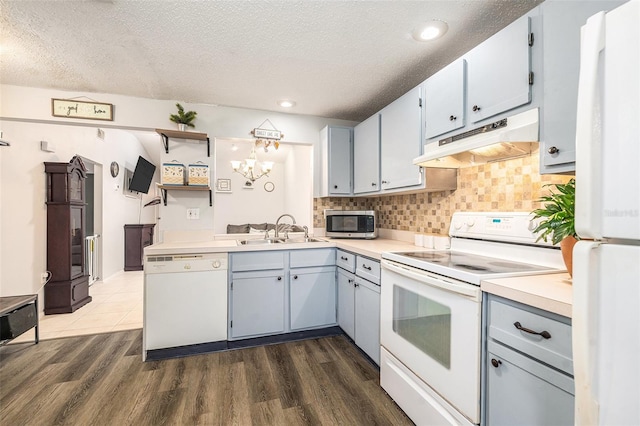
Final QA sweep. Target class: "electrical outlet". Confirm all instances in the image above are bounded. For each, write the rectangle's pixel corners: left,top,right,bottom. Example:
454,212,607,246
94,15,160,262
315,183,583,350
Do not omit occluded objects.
187,208,200,220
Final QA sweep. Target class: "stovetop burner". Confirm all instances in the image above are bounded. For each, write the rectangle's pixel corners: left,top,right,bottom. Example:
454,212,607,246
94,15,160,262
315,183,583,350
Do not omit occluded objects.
397,251,551,274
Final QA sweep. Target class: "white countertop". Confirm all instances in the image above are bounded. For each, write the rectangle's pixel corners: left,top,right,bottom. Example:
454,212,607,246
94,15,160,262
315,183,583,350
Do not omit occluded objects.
481,273,573,318
144,236,422,259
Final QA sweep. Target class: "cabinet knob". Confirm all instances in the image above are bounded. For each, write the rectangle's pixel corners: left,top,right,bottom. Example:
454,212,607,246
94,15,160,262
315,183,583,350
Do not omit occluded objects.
472,105,481,112
548,146,559,154
491,358,502,368
381,180,388,184
277,276,282,281
449,115,457,121
334,185,338,189
372,182,377,186
354,282,360,287
293,275,298,280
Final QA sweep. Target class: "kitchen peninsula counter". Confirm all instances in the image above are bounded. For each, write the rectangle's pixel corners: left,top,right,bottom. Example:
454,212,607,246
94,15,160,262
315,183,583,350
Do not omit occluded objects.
144,237,421,259
481,273,573,318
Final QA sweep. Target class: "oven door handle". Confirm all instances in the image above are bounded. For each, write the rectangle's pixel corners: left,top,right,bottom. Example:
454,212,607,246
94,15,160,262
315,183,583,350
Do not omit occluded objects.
381,259,481,300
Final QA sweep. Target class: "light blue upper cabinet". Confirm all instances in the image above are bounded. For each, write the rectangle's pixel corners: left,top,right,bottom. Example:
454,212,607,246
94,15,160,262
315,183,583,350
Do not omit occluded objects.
538,0,626,174
318,125,353,196
424,58,466,139
353,113,381,195
466,15,532,123
380,87,423,191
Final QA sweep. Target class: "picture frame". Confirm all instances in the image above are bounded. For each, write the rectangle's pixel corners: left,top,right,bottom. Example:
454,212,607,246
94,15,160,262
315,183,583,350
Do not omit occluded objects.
215,178,231,192
51,98,114,121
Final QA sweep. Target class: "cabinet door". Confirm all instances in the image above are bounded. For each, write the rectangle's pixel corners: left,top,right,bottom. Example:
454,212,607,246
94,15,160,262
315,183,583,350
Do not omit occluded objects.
539,0,625,173
337,268,355,339
230,270,285,339
380,87,423,190
70,206,85,278
290,267,336,330
424,58,466,139
486,341,574,426
466,15,531,123
353,114,381,194
328,126,353,195
354,277,380,365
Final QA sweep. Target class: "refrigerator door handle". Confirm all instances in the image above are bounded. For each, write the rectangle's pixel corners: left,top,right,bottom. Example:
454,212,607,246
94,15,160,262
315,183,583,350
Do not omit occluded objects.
573,240,601,426
574,11,606,240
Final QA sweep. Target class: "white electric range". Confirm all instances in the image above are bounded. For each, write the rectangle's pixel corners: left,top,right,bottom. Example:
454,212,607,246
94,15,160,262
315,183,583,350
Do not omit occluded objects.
379,212,565,425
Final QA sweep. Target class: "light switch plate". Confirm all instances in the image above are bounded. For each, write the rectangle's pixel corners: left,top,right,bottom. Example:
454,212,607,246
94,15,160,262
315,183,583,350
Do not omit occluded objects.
187,208,200,220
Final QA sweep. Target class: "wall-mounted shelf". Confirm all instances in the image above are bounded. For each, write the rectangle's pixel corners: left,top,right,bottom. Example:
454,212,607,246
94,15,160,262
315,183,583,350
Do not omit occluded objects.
159,185,212,206
155,129,210,156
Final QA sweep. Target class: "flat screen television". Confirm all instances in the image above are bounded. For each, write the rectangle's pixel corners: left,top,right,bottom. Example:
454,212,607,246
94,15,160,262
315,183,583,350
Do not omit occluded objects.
128,156,156,194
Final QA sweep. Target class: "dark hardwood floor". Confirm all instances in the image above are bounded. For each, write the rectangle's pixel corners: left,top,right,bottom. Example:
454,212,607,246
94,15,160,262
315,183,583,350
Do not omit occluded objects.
0,330,413,425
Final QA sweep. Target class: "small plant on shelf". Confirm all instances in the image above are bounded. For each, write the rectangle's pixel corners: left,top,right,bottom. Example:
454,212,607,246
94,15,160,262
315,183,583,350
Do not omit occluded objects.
169,103,197,130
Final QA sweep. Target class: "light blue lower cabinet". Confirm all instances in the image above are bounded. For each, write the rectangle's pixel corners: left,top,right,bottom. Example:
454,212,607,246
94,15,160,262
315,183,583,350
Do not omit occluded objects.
230,270,285,339
486,340,574,425
485,295,574,425
290,266,336,330
337,268,356,339
354,276,380,365
229,249,337,340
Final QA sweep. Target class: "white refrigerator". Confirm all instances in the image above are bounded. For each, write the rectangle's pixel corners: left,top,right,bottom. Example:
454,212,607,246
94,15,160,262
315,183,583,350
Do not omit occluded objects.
573,0,640,425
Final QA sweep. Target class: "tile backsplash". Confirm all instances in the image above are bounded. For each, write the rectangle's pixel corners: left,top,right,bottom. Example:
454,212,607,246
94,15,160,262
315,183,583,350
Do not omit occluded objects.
314,152,573,235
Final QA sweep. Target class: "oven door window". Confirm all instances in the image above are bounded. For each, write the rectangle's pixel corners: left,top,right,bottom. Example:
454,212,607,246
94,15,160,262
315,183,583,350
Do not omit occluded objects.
392,285,451,368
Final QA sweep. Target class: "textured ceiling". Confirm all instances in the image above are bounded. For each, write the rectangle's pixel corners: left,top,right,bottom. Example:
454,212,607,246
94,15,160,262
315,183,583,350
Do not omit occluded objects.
1,0,543,122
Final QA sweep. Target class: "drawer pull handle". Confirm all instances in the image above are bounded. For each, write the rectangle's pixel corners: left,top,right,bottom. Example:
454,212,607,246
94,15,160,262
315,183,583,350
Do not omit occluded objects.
362,264,372,271
491,358,502,368
514,321,551,339
340,256,348,261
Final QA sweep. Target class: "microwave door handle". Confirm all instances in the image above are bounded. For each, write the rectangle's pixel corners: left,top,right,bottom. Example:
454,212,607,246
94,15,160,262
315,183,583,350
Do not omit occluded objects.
381,260,480,300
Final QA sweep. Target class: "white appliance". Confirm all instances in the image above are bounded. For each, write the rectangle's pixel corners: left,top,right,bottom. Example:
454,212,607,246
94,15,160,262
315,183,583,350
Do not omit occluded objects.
143,252,228,361
380,212,565,425
573,1,640,424
413,108,539,168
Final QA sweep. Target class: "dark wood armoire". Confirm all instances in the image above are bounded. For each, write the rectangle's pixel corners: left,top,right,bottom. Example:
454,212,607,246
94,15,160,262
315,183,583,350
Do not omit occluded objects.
44,156,92,314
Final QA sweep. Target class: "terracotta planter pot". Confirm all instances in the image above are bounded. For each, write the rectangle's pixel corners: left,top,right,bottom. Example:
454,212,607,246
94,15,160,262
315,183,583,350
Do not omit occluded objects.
560,235,578,278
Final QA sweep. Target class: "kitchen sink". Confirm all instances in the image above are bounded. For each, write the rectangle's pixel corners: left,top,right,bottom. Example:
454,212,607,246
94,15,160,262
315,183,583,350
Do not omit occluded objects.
282,237,324,243
239,237,324,245
239,238,285,245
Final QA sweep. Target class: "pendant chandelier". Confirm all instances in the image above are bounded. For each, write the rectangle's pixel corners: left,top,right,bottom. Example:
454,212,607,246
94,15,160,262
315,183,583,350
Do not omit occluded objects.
230,145,274,183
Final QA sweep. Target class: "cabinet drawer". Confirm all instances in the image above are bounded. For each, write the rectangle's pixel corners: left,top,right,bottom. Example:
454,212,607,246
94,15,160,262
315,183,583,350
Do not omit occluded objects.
356,255,380,285
336,249,356,272
231,251,286,272
290,248,335,268
488,296,572,375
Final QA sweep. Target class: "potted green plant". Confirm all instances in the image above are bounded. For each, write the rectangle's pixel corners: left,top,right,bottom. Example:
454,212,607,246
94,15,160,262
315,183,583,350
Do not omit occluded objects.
531,178,578,276
169,103,197,131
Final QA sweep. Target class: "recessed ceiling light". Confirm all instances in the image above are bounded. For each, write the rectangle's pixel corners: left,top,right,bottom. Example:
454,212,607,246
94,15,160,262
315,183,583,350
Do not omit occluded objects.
412,20,449,42
278,100,296,108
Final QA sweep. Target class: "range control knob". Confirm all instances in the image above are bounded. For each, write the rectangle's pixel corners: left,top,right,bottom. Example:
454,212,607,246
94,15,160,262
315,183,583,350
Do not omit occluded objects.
454,221,463,230
184,264,191,270
212,260,221,269
466,218,476,228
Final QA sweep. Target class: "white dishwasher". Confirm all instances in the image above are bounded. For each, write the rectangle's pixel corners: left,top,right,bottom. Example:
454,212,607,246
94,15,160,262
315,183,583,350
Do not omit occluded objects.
143,252,227,358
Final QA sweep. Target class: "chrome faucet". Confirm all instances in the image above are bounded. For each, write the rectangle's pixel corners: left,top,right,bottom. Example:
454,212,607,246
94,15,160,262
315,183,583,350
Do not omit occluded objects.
275,214,296,238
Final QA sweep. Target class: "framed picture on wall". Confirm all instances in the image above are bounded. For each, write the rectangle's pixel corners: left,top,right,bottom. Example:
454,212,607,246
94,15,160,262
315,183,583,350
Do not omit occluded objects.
215,178,231,193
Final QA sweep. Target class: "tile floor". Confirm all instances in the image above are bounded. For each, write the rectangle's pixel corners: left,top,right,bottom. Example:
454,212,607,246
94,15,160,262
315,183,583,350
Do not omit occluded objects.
10,271,143,344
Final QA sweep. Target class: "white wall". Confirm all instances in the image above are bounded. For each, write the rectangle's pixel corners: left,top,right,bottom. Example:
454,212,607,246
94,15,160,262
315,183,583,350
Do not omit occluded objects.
212,139,312,234
0,84,355,308
0,121,155,306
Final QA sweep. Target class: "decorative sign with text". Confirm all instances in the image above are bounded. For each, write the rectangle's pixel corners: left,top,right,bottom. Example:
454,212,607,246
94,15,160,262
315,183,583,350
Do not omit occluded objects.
51,98,114,121
252,128,282,140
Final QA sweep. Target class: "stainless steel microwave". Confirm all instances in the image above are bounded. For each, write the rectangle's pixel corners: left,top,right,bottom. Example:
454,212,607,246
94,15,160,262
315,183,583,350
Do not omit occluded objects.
325,210,377,239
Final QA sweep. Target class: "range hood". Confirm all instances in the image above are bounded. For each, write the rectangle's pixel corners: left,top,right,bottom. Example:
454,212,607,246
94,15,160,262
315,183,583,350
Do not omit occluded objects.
414,108,539,168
